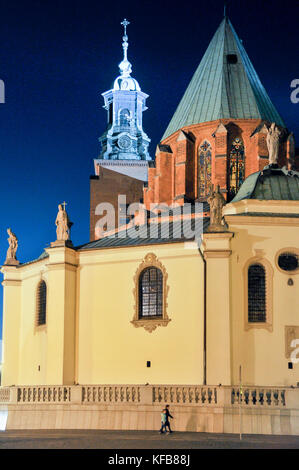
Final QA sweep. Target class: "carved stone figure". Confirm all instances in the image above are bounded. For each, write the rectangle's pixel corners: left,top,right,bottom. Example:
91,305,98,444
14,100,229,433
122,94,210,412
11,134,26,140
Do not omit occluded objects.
5,228,19,265
266,123,281,165
207,185,227,232
55,203,72,241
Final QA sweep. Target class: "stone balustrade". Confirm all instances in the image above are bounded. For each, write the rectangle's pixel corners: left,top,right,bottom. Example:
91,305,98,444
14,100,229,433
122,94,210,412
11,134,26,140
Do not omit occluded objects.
82,386,141,403
152,386,217,405
0,384,297,409
231,386,286,407
13,386,71,404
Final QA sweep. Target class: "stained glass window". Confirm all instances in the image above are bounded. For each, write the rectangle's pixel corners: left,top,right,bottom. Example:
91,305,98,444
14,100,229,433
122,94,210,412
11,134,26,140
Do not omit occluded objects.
139,267,163,318
198,141,212,199
228,137,245,201
36,280,47,326
248,264,266,323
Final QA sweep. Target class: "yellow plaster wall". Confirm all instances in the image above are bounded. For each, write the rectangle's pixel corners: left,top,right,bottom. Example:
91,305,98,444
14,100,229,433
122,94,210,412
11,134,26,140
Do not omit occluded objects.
18,269,48,385
228,220,299,386
76,243,204,385
1,276,22,386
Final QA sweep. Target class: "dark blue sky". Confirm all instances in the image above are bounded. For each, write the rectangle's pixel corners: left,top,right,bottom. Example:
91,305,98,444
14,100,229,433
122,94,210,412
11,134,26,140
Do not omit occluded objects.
0,0,298,337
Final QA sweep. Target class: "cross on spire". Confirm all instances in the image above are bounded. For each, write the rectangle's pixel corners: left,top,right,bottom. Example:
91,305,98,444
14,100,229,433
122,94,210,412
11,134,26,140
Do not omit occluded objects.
61,201,67,211
119,18,131,74
121,18,130,38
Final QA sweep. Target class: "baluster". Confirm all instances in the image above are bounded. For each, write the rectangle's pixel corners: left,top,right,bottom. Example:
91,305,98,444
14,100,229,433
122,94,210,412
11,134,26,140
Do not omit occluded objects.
266,390,272,406
169,387,174,403
258,389,264,406
281,390,286,406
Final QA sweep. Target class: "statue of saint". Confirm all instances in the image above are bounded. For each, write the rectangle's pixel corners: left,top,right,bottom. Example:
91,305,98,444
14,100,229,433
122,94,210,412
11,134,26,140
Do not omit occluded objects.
55,203,72,241
207,185,227,231
5,228,19,264
266,123,281,165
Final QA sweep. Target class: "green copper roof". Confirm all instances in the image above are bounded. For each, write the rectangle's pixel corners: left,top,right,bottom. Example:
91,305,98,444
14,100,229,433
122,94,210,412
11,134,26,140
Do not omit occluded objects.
231,166,299,202
162,17,285,140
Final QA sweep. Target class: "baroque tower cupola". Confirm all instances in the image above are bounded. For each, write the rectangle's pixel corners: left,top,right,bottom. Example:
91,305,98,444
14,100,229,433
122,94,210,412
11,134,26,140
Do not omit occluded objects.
99,19,151,161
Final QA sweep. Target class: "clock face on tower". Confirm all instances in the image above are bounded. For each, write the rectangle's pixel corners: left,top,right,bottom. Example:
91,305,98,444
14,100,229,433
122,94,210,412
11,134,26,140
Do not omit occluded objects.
118,135,132,150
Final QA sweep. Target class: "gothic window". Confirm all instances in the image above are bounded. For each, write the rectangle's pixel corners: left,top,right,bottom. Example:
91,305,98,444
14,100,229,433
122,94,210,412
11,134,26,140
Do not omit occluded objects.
248,264,266,323
36,280,47,326
228,137,245,200
198,141,212,199
119,108,130,127
139,267,163,318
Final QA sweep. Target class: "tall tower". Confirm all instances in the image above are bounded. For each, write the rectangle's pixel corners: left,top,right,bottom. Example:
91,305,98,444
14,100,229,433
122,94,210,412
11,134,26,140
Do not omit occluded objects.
90,19,152,241
98,19,151,162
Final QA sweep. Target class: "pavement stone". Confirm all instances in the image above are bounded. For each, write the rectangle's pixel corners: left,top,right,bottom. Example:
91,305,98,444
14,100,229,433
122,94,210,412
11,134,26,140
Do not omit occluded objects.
0,430,298,449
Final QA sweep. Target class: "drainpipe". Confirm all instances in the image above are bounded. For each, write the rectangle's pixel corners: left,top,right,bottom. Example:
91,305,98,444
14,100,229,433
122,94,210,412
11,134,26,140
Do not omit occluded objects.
198,245,207,386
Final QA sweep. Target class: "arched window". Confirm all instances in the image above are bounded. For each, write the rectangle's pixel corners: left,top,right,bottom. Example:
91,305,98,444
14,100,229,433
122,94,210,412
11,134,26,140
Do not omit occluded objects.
119,108,130,127
139,267,163,318
198,141,212,199
228,137,245,200
248,264,266,323
36,280,47,326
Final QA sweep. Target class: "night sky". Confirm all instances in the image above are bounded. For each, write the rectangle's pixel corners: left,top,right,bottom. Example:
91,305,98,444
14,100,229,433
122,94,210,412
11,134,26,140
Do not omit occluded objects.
0,0,298,337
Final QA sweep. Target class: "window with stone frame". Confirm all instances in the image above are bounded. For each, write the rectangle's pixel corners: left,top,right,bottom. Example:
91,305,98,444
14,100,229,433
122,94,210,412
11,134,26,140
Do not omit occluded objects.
139,267,163,318
228,137,245,201
248,264,266,323
132,253,171,333
198,141,212,199
36,280,47,326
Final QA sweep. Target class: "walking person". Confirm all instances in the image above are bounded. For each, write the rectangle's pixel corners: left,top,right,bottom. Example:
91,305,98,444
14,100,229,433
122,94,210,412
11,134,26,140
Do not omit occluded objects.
159,408,167,434
165,404,173,433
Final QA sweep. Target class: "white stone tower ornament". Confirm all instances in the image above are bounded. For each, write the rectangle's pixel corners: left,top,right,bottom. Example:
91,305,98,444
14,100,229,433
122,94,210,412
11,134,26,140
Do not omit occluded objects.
98,18,151,161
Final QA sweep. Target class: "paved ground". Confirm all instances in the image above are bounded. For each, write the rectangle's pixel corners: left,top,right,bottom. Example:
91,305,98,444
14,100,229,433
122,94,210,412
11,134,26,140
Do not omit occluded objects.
0,429,298,449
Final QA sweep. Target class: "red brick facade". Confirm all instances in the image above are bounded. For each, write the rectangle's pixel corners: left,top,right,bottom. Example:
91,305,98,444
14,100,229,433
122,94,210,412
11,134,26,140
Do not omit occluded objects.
90,166,144,241
144,119,297,209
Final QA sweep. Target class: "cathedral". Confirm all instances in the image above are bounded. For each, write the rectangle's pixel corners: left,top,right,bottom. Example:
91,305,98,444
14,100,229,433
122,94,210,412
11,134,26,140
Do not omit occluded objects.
0,15,299,435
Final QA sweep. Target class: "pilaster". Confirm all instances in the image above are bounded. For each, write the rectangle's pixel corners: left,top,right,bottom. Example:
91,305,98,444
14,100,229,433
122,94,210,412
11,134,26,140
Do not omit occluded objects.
44,245,78,385
201,232,234,385
1,266,22,386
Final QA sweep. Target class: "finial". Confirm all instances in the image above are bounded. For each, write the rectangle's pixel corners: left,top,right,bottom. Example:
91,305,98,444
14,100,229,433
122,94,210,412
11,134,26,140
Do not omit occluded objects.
224,1,228,17
119,18,132,77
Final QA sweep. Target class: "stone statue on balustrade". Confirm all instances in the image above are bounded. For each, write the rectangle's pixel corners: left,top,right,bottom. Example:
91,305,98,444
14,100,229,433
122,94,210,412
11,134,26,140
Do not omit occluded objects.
51,202,73,247
207,185,227,232
266,123,281,166
4,228,20,265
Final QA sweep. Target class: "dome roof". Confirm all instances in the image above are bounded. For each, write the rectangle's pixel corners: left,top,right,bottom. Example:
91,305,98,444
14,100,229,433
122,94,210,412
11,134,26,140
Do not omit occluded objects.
113,75,141,92
231,165,299,202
